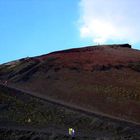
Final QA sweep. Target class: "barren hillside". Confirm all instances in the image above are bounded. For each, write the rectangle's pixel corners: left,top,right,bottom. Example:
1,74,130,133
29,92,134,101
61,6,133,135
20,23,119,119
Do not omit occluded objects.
1,44,140,123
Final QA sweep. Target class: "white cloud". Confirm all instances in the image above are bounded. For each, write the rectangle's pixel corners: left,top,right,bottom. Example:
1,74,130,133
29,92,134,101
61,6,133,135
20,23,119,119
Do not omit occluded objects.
78,0,140,44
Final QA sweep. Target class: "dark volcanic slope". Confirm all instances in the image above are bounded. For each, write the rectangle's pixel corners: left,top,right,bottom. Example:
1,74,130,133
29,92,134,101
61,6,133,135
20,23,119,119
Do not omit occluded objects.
1,44,140,124
1,85,140,140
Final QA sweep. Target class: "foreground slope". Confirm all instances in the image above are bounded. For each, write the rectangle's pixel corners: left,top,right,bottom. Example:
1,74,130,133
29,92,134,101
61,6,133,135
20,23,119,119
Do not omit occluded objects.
0,85,140,140
1,44,140,123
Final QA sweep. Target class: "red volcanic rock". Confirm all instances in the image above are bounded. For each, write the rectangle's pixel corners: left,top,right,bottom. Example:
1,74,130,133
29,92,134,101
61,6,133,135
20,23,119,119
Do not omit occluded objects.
1,44,140,124
35,43,139,71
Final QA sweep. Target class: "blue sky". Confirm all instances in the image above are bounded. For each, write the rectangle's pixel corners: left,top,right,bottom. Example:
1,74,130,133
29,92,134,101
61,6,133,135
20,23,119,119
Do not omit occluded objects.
0,0,140,64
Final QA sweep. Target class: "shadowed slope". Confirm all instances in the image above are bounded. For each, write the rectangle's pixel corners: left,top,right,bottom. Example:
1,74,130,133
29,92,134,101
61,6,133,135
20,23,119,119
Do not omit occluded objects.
1,85,140,139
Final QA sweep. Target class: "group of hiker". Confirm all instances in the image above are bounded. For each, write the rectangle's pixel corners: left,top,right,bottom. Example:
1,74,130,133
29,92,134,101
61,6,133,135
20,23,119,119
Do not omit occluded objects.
69,128,75,137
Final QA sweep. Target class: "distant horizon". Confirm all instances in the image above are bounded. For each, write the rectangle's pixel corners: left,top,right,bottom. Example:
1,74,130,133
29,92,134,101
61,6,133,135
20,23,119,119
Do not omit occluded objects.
1,43,139,65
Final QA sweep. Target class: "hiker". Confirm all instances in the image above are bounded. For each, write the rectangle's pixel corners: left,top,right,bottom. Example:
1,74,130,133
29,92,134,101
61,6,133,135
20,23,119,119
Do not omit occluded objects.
69,128,75,137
